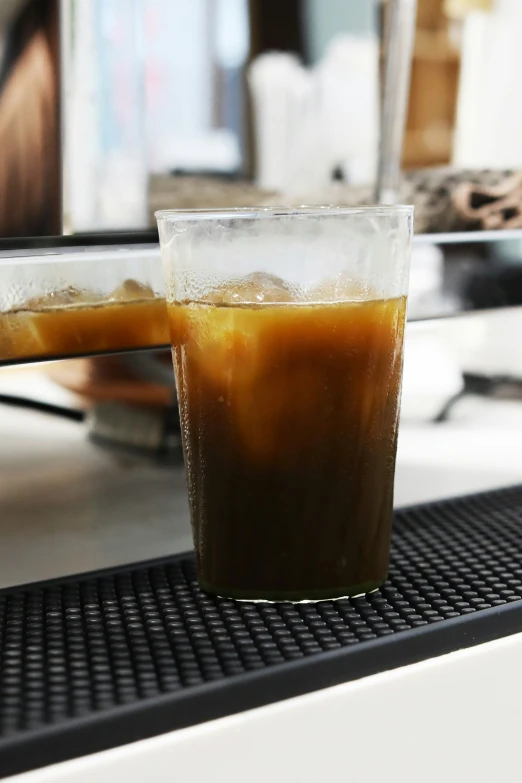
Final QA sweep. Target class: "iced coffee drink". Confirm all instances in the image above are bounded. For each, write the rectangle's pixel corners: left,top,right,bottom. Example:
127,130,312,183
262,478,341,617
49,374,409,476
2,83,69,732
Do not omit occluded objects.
157,206,413,601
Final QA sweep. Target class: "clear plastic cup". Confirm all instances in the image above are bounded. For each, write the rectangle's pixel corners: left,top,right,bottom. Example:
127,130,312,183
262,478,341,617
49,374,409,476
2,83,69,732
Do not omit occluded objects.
157,206,413,601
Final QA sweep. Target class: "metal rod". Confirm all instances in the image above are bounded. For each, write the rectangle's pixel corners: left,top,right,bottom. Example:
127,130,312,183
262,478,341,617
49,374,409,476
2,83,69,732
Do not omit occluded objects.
374,0,417,204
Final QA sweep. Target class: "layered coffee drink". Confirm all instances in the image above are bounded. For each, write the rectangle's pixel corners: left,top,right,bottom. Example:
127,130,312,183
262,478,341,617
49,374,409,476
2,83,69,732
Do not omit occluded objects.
0,280,169,365
169,273,407,601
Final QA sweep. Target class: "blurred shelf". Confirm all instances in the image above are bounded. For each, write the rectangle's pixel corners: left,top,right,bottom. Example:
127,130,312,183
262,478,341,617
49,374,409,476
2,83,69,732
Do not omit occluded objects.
415,228,522,244
1,229,522,262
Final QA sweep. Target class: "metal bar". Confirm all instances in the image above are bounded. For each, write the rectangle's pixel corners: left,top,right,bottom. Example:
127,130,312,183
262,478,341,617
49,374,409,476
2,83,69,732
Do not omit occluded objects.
375,0,417,204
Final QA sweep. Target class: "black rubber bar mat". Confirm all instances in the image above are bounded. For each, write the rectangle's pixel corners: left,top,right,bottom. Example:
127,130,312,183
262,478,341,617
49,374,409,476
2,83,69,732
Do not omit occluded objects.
1,485,522,778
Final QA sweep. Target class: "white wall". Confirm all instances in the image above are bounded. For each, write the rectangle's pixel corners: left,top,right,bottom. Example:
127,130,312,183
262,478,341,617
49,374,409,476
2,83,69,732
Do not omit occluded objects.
303,0,377,63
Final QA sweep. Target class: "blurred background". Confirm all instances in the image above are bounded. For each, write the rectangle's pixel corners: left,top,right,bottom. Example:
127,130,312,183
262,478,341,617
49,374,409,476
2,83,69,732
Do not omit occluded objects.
1,0,520,237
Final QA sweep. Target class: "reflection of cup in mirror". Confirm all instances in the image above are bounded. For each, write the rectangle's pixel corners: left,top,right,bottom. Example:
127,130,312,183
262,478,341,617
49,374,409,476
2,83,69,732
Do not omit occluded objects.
0,281,169,365
45,353,174,409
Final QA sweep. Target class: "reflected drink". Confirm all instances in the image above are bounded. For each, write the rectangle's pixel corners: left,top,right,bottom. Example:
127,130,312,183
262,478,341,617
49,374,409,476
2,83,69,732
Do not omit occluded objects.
169,282,406,601
0,280,169,365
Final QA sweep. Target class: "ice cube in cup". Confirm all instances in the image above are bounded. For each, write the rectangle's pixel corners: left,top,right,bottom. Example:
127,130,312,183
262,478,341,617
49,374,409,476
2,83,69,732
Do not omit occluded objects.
308,274,371,303
25,286,86,311
204,272,296,306
110,279,156,302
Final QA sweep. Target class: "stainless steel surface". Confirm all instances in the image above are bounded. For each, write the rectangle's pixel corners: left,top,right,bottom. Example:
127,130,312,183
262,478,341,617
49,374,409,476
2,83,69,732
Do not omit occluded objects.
0,371,192,590
375,0,418,204
414,228,522,244
1,228,522,367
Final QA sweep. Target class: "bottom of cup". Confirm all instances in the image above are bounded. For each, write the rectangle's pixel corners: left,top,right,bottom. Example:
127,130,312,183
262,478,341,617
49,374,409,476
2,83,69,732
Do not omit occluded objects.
199,576,386,603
